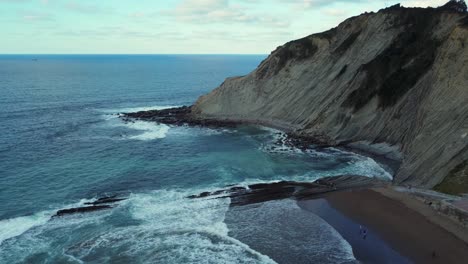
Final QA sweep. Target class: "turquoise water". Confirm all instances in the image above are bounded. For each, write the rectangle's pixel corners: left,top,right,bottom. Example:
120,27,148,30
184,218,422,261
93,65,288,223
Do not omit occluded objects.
0,55,391,263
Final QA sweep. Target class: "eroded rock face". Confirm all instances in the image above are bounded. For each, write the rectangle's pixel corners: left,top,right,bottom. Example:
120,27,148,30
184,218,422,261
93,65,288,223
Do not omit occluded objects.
191,5,468,188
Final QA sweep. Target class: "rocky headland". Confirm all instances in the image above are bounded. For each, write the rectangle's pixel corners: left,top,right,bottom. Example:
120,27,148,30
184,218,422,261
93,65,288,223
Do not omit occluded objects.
123,2,468,193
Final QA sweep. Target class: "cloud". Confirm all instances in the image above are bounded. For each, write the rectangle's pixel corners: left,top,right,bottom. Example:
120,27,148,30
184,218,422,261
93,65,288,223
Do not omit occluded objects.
168,0,289,27
129,11,146,18
19,10,54,21
190,29,293,41
64,1,111,14
22,14,52,21
0,0,31,2
322,8,348,16
54,26,189,40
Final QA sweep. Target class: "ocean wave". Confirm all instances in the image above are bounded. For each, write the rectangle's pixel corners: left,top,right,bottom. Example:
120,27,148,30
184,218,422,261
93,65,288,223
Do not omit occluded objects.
122,121,170,140
257,128,393,180
326,148,393,180
101,105,180,114
124,190,276,263
346,156,393,179
102,104,240,140
0,198,93,246
100,105,180,140
1,185,358,263
258,130,304,155
0,210,53,246
1,188,276,263
36,190,277,264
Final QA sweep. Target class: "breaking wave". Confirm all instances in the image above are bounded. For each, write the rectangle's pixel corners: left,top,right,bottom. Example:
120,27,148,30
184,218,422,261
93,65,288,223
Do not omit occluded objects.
0,190,277,264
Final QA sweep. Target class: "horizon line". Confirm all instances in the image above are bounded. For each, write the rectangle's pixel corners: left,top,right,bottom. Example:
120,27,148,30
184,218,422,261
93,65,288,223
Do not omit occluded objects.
0,53,268,56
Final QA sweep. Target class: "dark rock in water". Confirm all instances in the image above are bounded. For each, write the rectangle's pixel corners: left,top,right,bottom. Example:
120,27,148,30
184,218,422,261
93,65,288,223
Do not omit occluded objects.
84,195,126,205
54,205,112,217
229,186,247,192
188,175,389,206
121,106,241,128
285,132,336,149
186,187,247,199
53,195,127,217
187,191,212,199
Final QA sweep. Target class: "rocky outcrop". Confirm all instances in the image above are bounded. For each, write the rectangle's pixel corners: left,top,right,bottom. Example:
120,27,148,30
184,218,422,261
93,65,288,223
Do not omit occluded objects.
122,106,240,128
188,175,388,206
54,205,113,217
53,195,127,217
191,4,468,189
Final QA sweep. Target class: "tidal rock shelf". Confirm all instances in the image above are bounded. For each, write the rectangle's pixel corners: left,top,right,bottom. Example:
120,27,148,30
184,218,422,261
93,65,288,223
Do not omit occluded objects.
121,106,240,128
120,106,337,149
188,175,389,206
53,195,127,217
54,205,113,217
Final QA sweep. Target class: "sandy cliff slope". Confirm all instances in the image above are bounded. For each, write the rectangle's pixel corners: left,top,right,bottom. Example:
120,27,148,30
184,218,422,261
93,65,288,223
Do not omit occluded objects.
192,5,468,188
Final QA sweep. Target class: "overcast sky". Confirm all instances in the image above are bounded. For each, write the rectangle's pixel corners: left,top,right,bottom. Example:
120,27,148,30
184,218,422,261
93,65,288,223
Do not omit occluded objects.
0,0,448,54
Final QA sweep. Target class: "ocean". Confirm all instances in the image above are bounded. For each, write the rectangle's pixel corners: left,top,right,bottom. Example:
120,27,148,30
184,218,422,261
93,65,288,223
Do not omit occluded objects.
0,55,391,263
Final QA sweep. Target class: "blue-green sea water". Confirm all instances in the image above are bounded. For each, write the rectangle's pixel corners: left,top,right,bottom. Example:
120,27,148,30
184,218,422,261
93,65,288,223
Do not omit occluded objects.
0,55,391,263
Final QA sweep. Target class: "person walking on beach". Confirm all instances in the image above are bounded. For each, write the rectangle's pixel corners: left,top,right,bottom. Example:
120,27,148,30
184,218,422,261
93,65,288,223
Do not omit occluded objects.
359,225,368,239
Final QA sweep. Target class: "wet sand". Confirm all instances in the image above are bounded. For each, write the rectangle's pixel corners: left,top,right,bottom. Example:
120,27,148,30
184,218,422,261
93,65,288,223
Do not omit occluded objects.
299,188,468,264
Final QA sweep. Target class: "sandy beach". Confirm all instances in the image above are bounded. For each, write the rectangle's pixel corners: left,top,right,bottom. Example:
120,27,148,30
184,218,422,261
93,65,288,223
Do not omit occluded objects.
299,188,468,264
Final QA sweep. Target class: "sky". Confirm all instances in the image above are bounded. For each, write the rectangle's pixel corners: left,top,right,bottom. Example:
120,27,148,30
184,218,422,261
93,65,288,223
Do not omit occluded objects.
0,0,449,54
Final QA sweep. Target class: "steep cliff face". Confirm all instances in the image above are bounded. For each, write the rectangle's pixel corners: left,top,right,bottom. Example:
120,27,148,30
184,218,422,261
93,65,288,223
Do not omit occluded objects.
192,5,468,188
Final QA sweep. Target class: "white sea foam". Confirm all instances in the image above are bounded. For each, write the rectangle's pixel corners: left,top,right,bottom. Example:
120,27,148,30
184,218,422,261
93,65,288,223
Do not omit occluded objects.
1,187,357,263
0,198,94,246
100,105,177,140
102,105,180,114
258,129,304,155
277,158,392,182
60,190,277,263
346,156,393,179
324,148,393,179
122,121,170,140
0,210,53,245
258,128,393,180
128,190,276,263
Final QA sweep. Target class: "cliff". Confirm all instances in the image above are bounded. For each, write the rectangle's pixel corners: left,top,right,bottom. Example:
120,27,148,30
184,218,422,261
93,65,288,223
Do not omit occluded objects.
192,4,468,189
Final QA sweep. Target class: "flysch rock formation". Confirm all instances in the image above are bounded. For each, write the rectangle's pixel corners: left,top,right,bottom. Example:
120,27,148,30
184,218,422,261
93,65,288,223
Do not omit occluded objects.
191,3,468,188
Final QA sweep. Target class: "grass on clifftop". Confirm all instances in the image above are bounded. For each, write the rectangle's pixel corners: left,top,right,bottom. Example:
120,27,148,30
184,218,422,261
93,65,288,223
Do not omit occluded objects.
434,160,468,195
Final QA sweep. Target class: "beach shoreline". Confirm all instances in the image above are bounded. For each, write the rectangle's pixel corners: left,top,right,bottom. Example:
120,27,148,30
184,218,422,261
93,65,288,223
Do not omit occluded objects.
298,187,468,264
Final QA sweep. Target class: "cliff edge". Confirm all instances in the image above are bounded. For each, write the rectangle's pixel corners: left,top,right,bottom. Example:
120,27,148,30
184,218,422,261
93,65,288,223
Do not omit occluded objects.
192,3,468,189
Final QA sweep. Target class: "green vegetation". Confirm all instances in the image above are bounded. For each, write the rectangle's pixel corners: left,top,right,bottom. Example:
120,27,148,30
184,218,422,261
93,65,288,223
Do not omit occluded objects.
434,160,468,195
334,31,362,55
439,0,467,13
335,65,348,80
343,8,441,110
257,37,318,79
